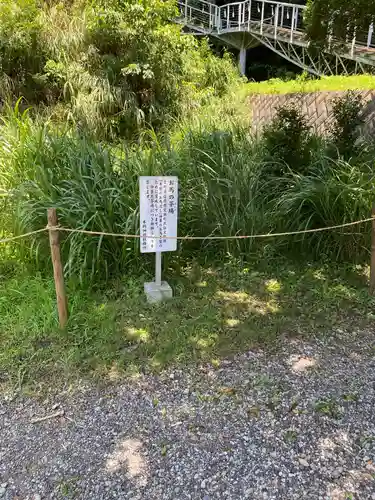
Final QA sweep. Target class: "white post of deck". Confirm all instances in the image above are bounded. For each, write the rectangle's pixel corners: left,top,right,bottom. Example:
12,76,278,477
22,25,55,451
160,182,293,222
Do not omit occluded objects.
367,23,374,48
239,47,247,75
290,5,295,42
274,4,279,39
260,1,265,34
351,27,356,57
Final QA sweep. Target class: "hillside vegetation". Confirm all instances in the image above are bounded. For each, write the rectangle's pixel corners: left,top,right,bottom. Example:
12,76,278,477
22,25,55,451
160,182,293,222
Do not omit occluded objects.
0,0,239,139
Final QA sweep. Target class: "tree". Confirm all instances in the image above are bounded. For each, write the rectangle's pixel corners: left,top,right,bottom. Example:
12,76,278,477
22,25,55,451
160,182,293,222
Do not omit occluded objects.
305,0,375,48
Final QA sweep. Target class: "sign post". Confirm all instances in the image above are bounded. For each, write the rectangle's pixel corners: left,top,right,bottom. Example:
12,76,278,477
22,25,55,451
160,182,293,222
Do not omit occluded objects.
139,176,178,302
155,251,162,286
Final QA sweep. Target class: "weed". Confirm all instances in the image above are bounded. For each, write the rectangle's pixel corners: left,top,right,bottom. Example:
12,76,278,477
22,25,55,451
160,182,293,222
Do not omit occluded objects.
3,105,373,280
57,476,80,499
283,429,298,443
314,397,342,419
341,392,359,402
210,358,221,369
265,394,282,413
358,434,375,449
343,492,354,500
218,387,237,397
253,375,275,389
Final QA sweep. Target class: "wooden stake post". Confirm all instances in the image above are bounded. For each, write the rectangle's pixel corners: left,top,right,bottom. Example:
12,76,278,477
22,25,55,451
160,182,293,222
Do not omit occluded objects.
48,208,68,328
371,204,375,294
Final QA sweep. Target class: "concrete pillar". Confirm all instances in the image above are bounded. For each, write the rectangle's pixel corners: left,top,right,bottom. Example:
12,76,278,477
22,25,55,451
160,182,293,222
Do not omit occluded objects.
239,47,247,76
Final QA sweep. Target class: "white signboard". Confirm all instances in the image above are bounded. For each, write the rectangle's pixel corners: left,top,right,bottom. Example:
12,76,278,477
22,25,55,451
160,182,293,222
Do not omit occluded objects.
139,176,178,253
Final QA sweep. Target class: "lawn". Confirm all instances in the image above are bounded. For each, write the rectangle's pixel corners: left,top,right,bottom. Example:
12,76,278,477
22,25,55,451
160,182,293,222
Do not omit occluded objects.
246,74,375,95
1,258,373,392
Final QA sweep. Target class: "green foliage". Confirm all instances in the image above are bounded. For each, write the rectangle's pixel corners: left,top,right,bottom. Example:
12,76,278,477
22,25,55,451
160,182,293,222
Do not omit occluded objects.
305,0,375,48
0,0,45,101
273,157,373,259
83,0,185,135
2,1,375,388
2,100,374,283
0,0,240,139
262,105,313,173
331,91,364,158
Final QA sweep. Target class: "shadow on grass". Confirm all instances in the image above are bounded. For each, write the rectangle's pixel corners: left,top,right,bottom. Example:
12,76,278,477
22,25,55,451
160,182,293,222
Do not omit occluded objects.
0,258,374,388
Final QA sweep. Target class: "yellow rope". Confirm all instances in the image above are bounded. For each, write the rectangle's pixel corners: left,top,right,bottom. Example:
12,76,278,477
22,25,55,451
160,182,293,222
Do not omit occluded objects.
0,228,48,244
0,217,374,244
53,217,375,239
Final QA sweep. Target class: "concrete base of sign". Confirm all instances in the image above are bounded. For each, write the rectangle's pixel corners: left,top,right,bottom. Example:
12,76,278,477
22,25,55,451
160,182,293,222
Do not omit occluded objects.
144,281,173,303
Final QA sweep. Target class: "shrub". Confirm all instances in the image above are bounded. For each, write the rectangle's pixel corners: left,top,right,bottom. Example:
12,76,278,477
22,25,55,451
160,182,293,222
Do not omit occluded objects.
262,105,314,174
331,91,364,159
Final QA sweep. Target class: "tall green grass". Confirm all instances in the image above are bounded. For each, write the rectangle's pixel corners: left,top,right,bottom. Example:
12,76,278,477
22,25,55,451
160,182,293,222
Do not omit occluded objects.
1,102,374,283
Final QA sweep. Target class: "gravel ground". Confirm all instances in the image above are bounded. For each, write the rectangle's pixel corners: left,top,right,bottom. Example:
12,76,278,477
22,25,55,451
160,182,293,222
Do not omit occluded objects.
1,330,375,500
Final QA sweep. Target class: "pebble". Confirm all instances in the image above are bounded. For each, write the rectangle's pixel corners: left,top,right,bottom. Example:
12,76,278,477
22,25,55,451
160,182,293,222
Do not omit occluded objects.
1,332,375,499
0,488,6,498
298,458,309,467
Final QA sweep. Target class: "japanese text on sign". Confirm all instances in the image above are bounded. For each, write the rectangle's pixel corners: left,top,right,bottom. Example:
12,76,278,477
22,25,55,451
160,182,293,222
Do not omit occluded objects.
139,176,178,253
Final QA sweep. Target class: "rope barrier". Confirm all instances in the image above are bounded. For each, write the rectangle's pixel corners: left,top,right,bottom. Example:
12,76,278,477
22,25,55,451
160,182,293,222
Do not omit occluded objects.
0,228,48,244
0,217,374,244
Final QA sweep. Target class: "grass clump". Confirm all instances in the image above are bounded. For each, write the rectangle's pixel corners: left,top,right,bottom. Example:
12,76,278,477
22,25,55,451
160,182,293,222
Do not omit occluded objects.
1,95,375,282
